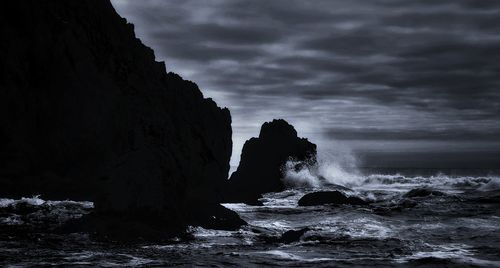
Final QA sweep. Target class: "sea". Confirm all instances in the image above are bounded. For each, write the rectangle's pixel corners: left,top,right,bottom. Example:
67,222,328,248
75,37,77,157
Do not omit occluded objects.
1,161,499,267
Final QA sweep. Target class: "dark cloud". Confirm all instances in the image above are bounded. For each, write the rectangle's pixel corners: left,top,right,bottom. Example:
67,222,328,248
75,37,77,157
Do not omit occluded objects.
111,0,500,165
325,128,500,141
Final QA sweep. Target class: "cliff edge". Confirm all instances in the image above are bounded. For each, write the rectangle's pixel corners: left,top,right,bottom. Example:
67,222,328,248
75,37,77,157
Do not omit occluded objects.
0,0,244,239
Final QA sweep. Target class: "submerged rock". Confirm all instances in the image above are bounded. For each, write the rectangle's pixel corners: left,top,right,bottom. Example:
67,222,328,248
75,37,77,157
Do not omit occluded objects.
223,119,317,204
404,188,445,198
260,227,311,244
298,191,368,206
0,0,243,238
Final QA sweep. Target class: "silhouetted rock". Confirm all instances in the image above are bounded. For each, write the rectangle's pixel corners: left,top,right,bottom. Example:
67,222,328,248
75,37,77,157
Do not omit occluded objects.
279,227,310,243
404,188,445,198
223,119,317,205
298,191,368,206
0,0,244,238
188,203,247,231
260,227,311,244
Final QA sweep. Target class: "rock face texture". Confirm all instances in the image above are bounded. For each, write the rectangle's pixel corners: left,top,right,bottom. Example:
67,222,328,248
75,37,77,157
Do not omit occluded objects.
224,119,317,205
0,0,243,238
298,191,368,206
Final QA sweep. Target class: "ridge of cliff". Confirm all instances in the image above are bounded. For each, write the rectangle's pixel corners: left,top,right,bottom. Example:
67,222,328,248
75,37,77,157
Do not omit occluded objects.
0,0,243,239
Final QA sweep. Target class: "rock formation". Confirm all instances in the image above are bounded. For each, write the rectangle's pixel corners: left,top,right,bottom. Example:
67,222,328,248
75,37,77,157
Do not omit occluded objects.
223,119,317,205
0,0,244,239
261,227,311,244
298,191,368,206
278,227,311,244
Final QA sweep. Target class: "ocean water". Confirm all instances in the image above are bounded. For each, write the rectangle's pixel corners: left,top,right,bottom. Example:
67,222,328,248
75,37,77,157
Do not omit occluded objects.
1,167,500,267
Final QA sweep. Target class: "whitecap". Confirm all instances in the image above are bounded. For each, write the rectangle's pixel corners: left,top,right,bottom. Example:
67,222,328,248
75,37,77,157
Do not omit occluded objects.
0,198,16,208
256,250,334,262
396,243,500,266
0,215,24,225
478,176,500,191
188,226,237,237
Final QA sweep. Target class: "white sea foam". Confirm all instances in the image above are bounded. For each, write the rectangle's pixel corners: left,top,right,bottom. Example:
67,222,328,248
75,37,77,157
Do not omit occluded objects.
0,196,94,228
316,217,393,239
282,143,364,189
0,196,94,209
282,147,499,193
396,243,500,266
189,226,236,237
283,159,320,188
256,250,334,262
250,219,292,231
478,176,500,191
63,252,154,267
0,196,45,207
0,198,16,207
0,215,24,225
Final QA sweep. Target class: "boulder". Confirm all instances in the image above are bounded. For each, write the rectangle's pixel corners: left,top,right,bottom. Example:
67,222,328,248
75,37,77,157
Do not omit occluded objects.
298,191,368,206
223,119,317,205
278,227,311,243
187,203,247,231
0,0,244,239
260,227,311,244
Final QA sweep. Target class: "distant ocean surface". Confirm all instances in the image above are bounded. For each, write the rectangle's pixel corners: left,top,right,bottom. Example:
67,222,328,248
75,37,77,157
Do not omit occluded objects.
1,167,500,267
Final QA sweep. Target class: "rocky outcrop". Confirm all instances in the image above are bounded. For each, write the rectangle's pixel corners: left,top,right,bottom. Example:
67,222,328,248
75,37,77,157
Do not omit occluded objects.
298,191,368,206
0,0,243,239
223,119,317,205
278,227,311,244
261,227,311,244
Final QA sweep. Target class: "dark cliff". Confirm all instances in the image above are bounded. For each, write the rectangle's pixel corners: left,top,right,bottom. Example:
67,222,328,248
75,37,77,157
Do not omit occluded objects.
223,119,317,205
0,0,243,238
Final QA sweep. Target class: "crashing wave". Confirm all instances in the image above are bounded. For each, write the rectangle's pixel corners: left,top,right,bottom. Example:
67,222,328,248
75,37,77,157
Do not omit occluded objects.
0,196,93,228
282,149,500,193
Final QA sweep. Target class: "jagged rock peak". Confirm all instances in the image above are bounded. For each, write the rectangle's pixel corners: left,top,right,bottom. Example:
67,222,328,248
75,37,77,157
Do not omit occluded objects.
223,119,317,205
259,119,298,140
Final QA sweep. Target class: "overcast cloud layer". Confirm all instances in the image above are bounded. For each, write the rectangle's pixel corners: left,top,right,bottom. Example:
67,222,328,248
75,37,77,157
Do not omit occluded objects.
111,0,500,167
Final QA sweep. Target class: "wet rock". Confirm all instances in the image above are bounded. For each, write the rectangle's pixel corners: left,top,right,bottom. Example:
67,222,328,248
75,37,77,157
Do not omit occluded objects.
404,188,445,198
298,191,368,206
223,119,316,205
0,0,243,238
187,203,247,231
278,227,310,243
261,227,311,244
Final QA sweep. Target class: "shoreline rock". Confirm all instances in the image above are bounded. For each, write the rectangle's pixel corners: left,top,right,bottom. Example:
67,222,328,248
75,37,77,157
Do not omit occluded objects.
223,119,317,205
0,0,243,239
298,191,368,206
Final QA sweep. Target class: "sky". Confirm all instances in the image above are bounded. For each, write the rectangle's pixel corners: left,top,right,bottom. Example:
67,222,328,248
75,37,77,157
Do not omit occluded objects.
110,0,500,168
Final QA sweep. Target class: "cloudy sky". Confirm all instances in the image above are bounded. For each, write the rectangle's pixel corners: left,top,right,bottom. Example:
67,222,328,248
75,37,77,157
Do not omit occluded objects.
111,0,500,168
